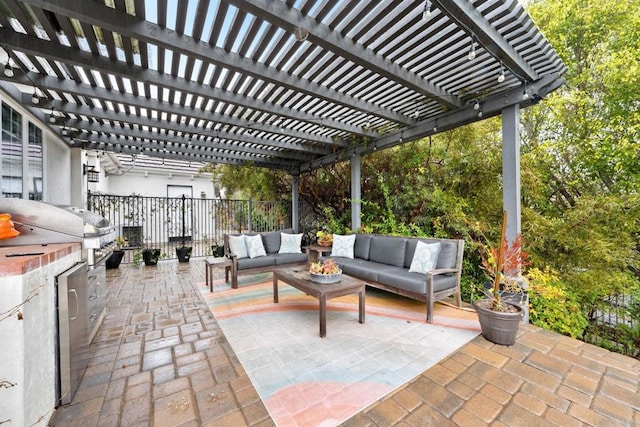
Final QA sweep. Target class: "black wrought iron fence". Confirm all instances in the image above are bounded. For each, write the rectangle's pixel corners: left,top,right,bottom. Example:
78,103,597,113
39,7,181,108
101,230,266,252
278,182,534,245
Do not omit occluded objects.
88,192,291,263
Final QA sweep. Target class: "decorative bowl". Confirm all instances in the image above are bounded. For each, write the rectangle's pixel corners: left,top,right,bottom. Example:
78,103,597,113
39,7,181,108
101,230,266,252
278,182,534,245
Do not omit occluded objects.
309,270,342,284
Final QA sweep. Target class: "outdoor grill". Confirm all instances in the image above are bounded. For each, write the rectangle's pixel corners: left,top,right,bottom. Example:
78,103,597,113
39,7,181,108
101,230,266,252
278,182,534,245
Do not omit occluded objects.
0,199,116,405
0,199,116,266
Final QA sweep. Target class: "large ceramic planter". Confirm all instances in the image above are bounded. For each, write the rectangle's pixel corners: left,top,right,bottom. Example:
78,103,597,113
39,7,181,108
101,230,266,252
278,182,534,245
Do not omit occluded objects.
176,246,192,263
473,299,523,346
211,245,224,257
106,250,125,269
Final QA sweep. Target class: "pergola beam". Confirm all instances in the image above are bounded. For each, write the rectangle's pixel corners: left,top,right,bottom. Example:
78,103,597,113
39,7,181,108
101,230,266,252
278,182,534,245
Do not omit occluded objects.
224,0,462,109
434,0,538,81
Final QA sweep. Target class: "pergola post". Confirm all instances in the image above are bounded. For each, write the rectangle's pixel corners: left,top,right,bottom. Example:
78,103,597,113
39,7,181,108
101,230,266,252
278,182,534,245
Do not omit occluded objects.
351,154,361,231
291,174,299,233
502,104,521,244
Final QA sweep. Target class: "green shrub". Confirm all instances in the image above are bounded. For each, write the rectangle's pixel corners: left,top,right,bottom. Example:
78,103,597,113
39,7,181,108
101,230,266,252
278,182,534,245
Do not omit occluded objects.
527,268,588,338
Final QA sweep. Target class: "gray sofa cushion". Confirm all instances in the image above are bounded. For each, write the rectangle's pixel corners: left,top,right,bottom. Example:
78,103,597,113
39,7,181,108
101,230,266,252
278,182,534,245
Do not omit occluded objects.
274,252,307,265
436,241,458,269
330,257,389,282
261,228,294,254
354,234,371,260
377,269,458,294
404,239,460,270
369,236,407,267
237,255,277,270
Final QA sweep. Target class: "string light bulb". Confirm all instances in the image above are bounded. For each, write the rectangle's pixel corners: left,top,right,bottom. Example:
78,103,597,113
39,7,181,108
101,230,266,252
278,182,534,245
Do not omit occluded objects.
413,108,420,119
468,38,476,60
422,0,431,21
31,88,39,104
522,82,529,100
497,61,505,83
474,100,480,110
293,27,308,42
3,61,13,77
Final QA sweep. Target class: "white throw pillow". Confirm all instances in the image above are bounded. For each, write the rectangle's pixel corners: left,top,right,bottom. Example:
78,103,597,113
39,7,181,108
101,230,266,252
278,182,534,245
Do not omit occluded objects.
245,234,267,258
330,234,356,259
409,241,441,274
228,235,249,259
279,233,303,254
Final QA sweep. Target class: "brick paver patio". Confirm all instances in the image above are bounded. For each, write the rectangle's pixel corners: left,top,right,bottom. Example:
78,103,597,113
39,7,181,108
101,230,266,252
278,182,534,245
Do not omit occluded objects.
49,260,640,426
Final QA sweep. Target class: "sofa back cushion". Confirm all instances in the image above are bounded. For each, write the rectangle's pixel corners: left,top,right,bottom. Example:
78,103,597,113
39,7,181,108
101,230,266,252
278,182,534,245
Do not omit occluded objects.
436,240,460,269
262,228,294,253
369,236,407,267
354,234,371,260
405,238,460,270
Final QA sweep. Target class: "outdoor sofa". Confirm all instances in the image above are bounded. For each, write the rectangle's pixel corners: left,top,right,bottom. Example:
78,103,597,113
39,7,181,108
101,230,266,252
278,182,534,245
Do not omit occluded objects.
224,230,464,323
223,228,307,288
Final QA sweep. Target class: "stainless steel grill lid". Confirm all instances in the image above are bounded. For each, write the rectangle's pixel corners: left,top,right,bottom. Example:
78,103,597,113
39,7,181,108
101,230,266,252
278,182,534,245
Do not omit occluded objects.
0,199,114,246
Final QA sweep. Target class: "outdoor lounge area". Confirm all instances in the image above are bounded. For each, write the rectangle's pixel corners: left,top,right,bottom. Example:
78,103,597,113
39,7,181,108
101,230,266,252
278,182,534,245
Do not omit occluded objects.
48,260,640,426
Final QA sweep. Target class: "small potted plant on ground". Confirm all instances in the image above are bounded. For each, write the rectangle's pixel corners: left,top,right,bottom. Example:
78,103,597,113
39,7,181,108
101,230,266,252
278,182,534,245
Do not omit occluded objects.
473,211,528,345
106,236,127,269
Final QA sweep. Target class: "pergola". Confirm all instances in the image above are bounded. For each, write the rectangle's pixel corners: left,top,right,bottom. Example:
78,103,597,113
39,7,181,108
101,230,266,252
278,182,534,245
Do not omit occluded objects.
0,0,566,239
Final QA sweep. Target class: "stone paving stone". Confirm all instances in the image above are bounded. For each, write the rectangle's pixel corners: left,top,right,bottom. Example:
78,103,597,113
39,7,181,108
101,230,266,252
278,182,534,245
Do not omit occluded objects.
525,350,573,378
563,371,599,395
401,403,456,426
461,390,503,422
142,347,173,371
544,408,585,427
391,387,423,412
498,402,553,426
502,358,560,391
592,394,635,423
365,398,408,426
556,384,593,407
513,391,547,415
461,342,510,368
445,378,477,403
567,402,621,427
520,382,570,412
467,360,523,394
478,383,511,405
450,408,489,426
153,389,196,427
424,363,458,386
600,379,640,409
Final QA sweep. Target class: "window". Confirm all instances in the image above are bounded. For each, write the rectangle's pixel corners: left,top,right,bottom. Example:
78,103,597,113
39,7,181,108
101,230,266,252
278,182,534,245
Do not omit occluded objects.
2,102,23,198
1,102,45,200
28,123,43,200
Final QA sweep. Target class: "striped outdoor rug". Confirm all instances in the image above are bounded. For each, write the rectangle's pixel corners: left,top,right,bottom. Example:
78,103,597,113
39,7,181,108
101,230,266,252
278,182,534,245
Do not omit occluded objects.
200,273,480,427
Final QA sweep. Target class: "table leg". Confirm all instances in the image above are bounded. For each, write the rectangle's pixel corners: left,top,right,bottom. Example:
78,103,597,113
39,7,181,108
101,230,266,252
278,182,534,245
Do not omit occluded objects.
205,262,210,292
273,275,279,303
358,288,365,324
319,294,327,337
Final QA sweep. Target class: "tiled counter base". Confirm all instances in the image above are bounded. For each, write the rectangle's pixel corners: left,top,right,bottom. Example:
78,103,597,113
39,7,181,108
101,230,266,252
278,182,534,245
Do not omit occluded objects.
50,261,273,427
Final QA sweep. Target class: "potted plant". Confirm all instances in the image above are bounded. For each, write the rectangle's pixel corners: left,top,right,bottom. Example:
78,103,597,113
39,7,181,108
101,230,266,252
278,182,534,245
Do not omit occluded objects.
106,236,127,269
473,211,528,345
175,195,192,263
316,230,333,247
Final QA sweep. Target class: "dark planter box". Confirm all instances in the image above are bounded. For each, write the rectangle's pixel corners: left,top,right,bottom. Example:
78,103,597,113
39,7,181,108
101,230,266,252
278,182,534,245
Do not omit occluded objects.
106,250,125,269
176,246,192,263
142,249,161,266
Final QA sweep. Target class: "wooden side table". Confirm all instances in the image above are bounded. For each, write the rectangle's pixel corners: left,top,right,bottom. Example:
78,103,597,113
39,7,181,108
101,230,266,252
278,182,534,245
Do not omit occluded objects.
305,244,333,265
205,256,233,292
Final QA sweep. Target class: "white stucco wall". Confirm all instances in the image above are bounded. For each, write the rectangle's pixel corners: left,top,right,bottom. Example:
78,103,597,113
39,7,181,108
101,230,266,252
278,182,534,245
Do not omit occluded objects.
103,170,216,199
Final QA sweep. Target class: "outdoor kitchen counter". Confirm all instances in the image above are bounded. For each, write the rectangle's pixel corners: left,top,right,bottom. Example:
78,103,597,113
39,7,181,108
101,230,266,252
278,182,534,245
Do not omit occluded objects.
0,242,82,427
0,243,81,277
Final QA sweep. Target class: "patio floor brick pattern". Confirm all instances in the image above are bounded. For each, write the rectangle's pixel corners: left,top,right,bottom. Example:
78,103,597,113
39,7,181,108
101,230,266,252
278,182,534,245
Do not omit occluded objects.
49,260,640,426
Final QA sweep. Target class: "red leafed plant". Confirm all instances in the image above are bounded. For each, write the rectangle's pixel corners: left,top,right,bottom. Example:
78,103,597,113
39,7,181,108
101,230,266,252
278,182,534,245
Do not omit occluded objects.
480,211,530,311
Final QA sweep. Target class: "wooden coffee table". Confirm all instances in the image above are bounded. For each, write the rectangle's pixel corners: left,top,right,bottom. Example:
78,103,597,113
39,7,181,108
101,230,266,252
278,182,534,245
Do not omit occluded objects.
273,268,365,337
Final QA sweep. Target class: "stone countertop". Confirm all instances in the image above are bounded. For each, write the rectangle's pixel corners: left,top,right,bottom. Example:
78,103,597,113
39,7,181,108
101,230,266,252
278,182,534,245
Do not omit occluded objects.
0,243,81,277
